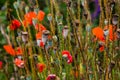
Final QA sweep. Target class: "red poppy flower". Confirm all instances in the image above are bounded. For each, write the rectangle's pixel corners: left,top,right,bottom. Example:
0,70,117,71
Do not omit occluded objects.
0,61,3,70
104,25,117,41
23,20,29,28
10,19,21,30
92,27,105,41
99,45,104,52
16,47,23,55
62,50,73,64
24,12,37,25
3,45,23,56
14,58,24,68
40,41,45,47
3,45,16,56
46,74,56,80
35,24,46,31
37,10,45,21
36,32,42,40
37,63,46,73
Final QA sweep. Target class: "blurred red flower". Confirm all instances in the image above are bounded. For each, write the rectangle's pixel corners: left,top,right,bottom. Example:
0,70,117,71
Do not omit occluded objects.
37,63,46,73
37,10,45,21
24,12,36,25
3,45,23,56
10,19,21,30
0,61,3,70
46,74,56,80
14,58,24,68
62,50,73,64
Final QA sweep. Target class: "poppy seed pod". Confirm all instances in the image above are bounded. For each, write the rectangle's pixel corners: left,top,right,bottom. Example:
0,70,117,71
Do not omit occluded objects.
112,14,119,26
42,30,50,44
62,26,69,39
21,31,28,43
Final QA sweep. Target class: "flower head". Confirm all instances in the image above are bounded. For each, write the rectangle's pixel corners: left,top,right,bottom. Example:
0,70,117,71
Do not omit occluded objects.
14,58,24,68
37,63,46,73
10,19,21,30
92,27,105,41
37,10,45,21
46,74,56,80
0,61,3,70
3,45,23,56
62,50,73,64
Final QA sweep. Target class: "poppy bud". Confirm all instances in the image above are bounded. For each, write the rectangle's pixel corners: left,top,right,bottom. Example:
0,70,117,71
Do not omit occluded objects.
21,31,28,43
25,6,29,14
13,2,19,9
52,35,58,42
56,13,63,24
62,26,69,39
104,19,108,25
47,14,52,21
34,7,39,14
86,23,91,32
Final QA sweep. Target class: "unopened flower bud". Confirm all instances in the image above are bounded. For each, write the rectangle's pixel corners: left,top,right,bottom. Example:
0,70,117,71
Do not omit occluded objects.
25,6,29,13
47,13,52,21
13,2,19,9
